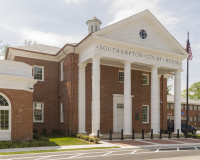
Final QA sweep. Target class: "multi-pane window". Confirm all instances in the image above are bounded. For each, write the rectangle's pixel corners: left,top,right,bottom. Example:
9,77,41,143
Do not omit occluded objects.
0,110,9,130
189,116,193,122
0,94,10,131
119,71,124,82
33,103,44,122
194,117,197,122
33,66,44,81
189,105,193,110
60,103,64,123
170,104,174,109
181,104,185,110
194,105,197,111
167,104,170,109
142,105,149,123
61,61,64,81
142,74,149,85
117,103,124,108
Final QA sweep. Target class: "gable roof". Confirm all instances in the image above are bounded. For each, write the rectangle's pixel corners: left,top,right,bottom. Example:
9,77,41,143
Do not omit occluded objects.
10,44,61,55
93,10,188,57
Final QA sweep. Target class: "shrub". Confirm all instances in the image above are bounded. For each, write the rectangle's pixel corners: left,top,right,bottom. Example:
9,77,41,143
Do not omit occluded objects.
42,129,47,134
81,135,85,139
89,138,94,142
94,138,100,144
77,134,82,139
52,129,65,135
33,129,38,134
84,136,89,141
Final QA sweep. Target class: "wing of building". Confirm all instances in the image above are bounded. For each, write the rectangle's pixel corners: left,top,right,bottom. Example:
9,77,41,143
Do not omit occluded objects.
0,10,190,140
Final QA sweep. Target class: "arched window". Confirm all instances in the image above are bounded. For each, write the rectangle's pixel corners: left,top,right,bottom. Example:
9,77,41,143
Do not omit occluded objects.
95,25,97,32
91,25,94,33
0,94,11,131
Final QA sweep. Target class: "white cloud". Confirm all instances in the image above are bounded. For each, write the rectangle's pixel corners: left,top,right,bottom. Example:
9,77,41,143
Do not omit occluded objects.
106,0,180,30
65,0,86,4
0,23,15,32
19,27,83,47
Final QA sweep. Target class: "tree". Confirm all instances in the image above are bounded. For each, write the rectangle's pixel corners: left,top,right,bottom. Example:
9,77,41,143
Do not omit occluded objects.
24,39,37,46
0,38,10,58
181,82,200,101
167,85,173,95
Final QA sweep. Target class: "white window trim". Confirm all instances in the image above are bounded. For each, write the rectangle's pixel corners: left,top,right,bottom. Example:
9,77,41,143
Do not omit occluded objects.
119,70,124,83
33,102,44,123
142,105,149,124
60,103,64,123
142,74,149,85
61,61,64,81
33,65,44,81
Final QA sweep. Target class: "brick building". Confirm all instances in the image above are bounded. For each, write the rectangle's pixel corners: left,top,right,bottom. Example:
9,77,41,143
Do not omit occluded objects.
1,10,189,140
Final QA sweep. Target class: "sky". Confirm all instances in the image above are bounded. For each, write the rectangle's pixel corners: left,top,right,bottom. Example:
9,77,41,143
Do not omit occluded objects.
0,0,200,94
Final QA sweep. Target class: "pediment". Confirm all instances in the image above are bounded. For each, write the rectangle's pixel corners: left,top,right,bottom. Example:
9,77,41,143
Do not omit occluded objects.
94,10,188,57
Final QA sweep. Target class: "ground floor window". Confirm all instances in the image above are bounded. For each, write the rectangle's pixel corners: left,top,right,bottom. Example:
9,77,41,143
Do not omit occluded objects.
194,117,197,122
142,105,149,123
0,110,9,130
60,103,64,123
33,102,44,122
189,116,193,122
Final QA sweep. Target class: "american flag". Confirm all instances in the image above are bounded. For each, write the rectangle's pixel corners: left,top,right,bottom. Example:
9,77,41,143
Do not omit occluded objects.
185,32,193,61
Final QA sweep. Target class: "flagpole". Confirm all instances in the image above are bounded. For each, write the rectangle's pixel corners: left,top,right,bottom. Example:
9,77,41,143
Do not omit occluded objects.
186,31,189,138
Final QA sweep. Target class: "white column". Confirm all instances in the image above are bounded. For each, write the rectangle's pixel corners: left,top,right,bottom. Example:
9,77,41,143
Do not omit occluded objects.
91,56,101,136
174,70,181,133
124,61,132,135
157,75,160,132
151,66,159,133
78,63,87,134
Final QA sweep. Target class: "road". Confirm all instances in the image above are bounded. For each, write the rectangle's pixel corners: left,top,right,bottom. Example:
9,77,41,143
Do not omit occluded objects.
1,147,200,160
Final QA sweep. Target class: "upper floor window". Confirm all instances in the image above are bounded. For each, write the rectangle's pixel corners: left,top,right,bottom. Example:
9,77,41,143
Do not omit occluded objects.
33,102,44,122
119,70,124,82
189,105,193,110
33,66,44,81
61,61,64,81
142,74,149,85
91,25,94,33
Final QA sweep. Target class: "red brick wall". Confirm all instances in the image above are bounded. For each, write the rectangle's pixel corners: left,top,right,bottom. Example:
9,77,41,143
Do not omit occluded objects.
0,89,33,141
14,56,59,134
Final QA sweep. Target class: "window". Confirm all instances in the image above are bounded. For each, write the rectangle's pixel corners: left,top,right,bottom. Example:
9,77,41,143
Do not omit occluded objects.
170,104,174,109
142,74,149,85
60,103,64,123
33,66,44,81
189,116,193,122
167,104,170,109
117,103,124,108
181,104,185,110
194,105,197,111
91,25,94,33
119,70,124,82
0,94,11,131
194,117,197,122
33,103,44,122
139,29,147,39
142,105,149,123
189,105,193,110
95,25,97,31
61,61,64,81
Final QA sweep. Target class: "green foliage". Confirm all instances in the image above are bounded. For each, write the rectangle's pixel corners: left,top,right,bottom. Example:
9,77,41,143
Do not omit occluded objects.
181,81,200,100
94,138,100,144
167,85,173,95
89,138,94,142
42,129,47,134
77,134,82,139
83,136,89,141
81,135,85,139
24,39,37,46
33,129,38,134
0,137,57,149
0,43,10,57
52,129,65,136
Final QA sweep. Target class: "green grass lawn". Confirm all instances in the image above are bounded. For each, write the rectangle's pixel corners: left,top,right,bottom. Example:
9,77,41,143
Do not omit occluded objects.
41,134,90,146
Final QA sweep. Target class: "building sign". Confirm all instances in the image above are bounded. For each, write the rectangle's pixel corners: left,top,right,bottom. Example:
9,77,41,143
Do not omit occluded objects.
96,45,181,66
181,112,184,115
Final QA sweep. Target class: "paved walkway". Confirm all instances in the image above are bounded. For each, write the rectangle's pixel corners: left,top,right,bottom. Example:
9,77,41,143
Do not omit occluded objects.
1,138,200,153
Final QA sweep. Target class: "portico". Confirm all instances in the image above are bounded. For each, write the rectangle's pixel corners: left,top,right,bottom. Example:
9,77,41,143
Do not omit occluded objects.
77,10,188,136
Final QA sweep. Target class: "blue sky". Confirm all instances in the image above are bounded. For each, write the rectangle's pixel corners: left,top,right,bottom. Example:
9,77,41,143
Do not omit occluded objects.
0,0,199,94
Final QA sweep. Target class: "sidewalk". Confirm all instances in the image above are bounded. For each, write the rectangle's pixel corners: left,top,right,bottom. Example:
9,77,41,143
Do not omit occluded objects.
1,138,200,153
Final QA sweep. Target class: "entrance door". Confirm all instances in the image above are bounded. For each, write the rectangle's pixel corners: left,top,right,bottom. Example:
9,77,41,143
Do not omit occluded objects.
117,103,124,132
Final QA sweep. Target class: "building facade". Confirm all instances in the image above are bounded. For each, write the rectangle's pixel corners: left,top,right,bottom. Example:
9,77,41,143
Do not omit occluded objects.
2,10,189,140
